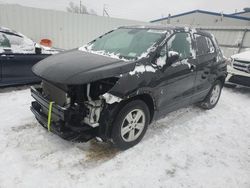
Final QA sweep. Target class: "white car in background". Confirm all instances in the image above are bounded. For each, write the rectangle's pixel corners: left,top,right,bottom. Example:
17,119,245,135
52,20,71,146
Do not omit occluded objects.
226,51,250,87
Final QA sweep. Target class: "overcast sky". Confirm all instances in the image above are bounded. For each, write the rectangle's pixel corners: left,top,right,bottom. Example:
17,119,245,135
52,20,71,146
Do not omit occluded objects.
0,0,249,21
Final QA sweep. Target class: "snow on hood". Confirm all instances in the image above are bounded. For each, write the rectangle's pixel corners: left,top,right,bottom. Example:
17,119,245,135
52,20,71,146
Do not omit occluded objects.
231,51,250,62
129,64,156,76
79,41,159,62
79,44,129,62
33,49,136,85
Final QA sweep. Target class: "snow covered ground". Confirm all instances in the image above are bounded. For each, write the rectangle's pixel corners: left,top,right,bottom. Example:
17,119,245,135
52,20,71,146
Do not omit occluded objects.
0,86,249,188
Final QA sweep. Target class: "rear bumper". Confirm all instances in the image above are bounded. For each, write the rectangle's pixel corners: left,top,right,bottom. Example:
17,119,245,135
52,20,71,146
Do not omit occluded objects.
30,86,96,142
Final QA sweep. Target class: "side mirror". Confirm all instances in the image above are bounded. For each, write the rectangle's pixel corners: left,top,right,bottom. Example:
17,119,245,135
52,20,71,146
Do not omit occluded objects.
35,47,42,54
166,51,180,65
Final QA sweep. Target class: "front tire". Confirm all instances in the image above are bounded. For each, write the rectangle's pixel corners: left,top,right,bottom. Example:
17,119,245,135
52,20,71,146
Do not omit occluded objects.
111,100,150,150
198,80,223,110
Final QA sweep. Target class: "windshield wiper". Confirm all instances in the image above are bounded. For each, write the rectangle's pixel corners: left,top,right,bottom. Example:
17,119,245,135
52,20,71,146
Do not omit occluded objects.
119,55,137,60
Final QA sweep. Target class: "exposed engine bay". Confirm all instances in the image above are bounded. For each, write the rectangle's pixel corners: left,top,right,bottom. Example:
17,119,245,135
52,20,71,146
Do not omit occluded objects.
40,77,121,128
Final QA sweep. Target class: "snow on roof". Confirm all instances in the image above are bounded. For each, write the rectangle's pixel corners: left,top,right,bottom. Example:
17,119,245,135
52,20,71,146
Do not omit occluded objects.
151,9,250,23
231,11,250,16
231,51,250,62
0,26,26,38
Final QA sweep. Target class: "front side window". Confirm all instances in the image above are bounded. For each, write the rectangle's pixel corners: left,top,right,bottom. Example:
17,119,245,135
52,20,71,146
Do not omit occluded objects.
194,34,215,56
84,28,166,59
167,32,193,59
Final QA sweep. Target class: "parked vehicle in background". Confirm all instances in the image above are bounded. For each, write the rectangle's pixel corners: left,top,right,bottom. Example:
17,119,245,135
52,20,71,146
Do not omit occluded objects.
0,27,62,87
226,51,250,87
30,25,227,150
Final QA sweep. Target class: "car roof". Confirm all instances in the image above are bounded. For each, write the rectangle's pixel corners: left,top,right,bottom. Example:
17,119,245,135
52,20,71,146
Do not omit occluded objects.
120,24,212,37
0,26,24,38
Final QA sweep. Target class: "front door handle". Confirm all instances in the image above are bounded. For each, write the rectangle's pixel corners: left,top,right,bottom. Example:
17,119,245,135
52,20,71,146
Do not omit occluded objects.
190,64,196,72
6,55,15,59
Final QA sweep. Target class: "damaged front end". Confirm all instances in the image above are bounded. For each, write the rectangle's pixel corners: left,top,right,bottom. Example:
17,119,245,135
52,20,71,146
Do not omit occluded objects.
30,78,122,142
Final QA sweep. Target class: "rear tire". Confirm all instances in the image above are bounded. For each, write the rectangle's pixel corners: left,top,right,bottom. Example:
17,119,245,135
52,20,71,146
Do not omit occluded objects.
111,100,150,150
198,80,222,110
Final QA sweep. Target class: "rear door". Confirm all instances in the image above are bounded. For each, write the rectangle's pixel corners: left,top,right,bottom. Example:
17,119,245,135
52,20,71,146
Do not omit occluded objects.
192,33,217,102
0,54,1,82
155,32,198,116
0,32,12,85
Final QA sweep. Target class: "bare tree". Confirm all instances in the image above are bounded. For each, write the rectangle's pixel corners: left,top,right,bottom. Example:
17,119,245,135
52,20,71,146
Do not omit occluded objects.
66,1,97,15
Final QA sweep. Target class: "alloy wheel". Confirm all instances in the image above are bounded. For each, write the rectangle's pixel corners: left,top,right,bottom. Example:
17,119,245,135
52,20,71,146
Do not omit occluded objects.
121,109,146,142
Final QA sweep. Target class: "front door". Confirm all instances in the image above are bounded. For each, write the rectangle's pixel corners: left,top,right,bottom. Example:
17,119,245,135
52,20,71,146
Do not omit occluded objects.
1,53,49,84
155,32,198,117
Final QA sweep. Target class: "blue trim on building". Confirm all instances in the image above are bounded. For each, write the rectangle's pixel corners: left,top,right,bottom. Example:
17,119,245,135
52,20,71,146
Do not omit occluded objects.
150,9,250,23
231,11,249,16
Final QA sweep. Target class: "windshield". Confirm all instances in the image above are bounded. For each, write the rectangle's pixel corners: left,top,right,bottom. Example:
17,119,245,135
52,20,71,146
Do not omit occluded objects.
83,28,166,60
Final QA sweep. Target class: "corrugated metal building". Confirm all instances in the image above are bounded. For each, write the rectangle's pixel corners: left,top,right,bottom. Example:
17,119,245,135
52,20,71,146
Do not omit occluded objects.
151,10,250,57
151,10,250,27
199,27,250,57
1,5,249,58
232,11,250,19
0,4,145,49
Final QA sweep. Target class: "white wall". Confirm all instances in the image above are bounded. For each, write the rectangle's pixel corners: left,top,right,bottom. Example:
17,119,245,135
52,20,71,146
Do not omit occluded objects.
200,27,250,57
0,4,145,49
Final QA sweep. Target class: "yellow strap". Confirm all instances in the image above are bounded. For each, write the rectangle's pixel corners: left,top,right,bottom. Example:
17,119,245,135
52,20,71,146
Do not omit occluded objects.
47,102,54,132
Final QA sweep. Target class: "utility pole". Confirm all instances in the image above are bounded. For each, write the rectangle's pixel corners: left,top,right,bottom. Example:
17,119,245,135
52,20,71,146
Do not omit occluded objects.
103,4,109,17
80,0,82,14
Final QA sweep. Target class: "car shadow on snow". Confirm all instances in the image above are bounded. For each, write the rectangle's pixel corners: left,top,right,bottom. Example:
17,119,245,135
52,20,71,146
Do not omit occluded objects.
225,86,250,97
0,84,40,93
145,106,203,137
81,106,204,165
6,106,205,168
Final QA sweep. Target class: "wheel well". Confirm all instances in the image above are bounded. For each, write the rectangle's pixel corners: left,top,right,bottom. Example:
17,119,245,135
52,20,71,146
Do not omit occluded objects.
101,93,155,140
120,94,155,123
137,94,155,122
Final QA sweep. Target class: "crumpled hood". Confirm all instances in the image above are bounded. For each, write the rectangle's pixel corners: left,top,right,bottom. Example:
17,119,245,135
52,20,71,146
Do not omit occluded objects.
32,49,136,85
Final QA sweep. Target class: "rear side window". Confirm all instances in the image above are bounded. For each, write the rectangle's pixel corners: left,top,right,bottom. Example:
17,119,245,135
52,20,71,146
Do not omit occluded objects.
167,32,193,59
194,34,215,56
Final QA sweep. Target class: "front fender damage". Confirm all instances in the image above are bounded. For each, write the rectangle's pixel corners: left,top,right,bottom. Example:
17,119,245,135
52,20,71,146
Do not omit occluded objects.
81,78,124,129
102,93,123,104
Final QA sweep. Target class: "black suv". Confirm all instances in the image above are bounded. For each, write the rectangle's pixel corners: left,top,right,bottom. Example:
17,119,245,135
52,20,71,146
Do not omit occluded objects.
30,25,227,150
